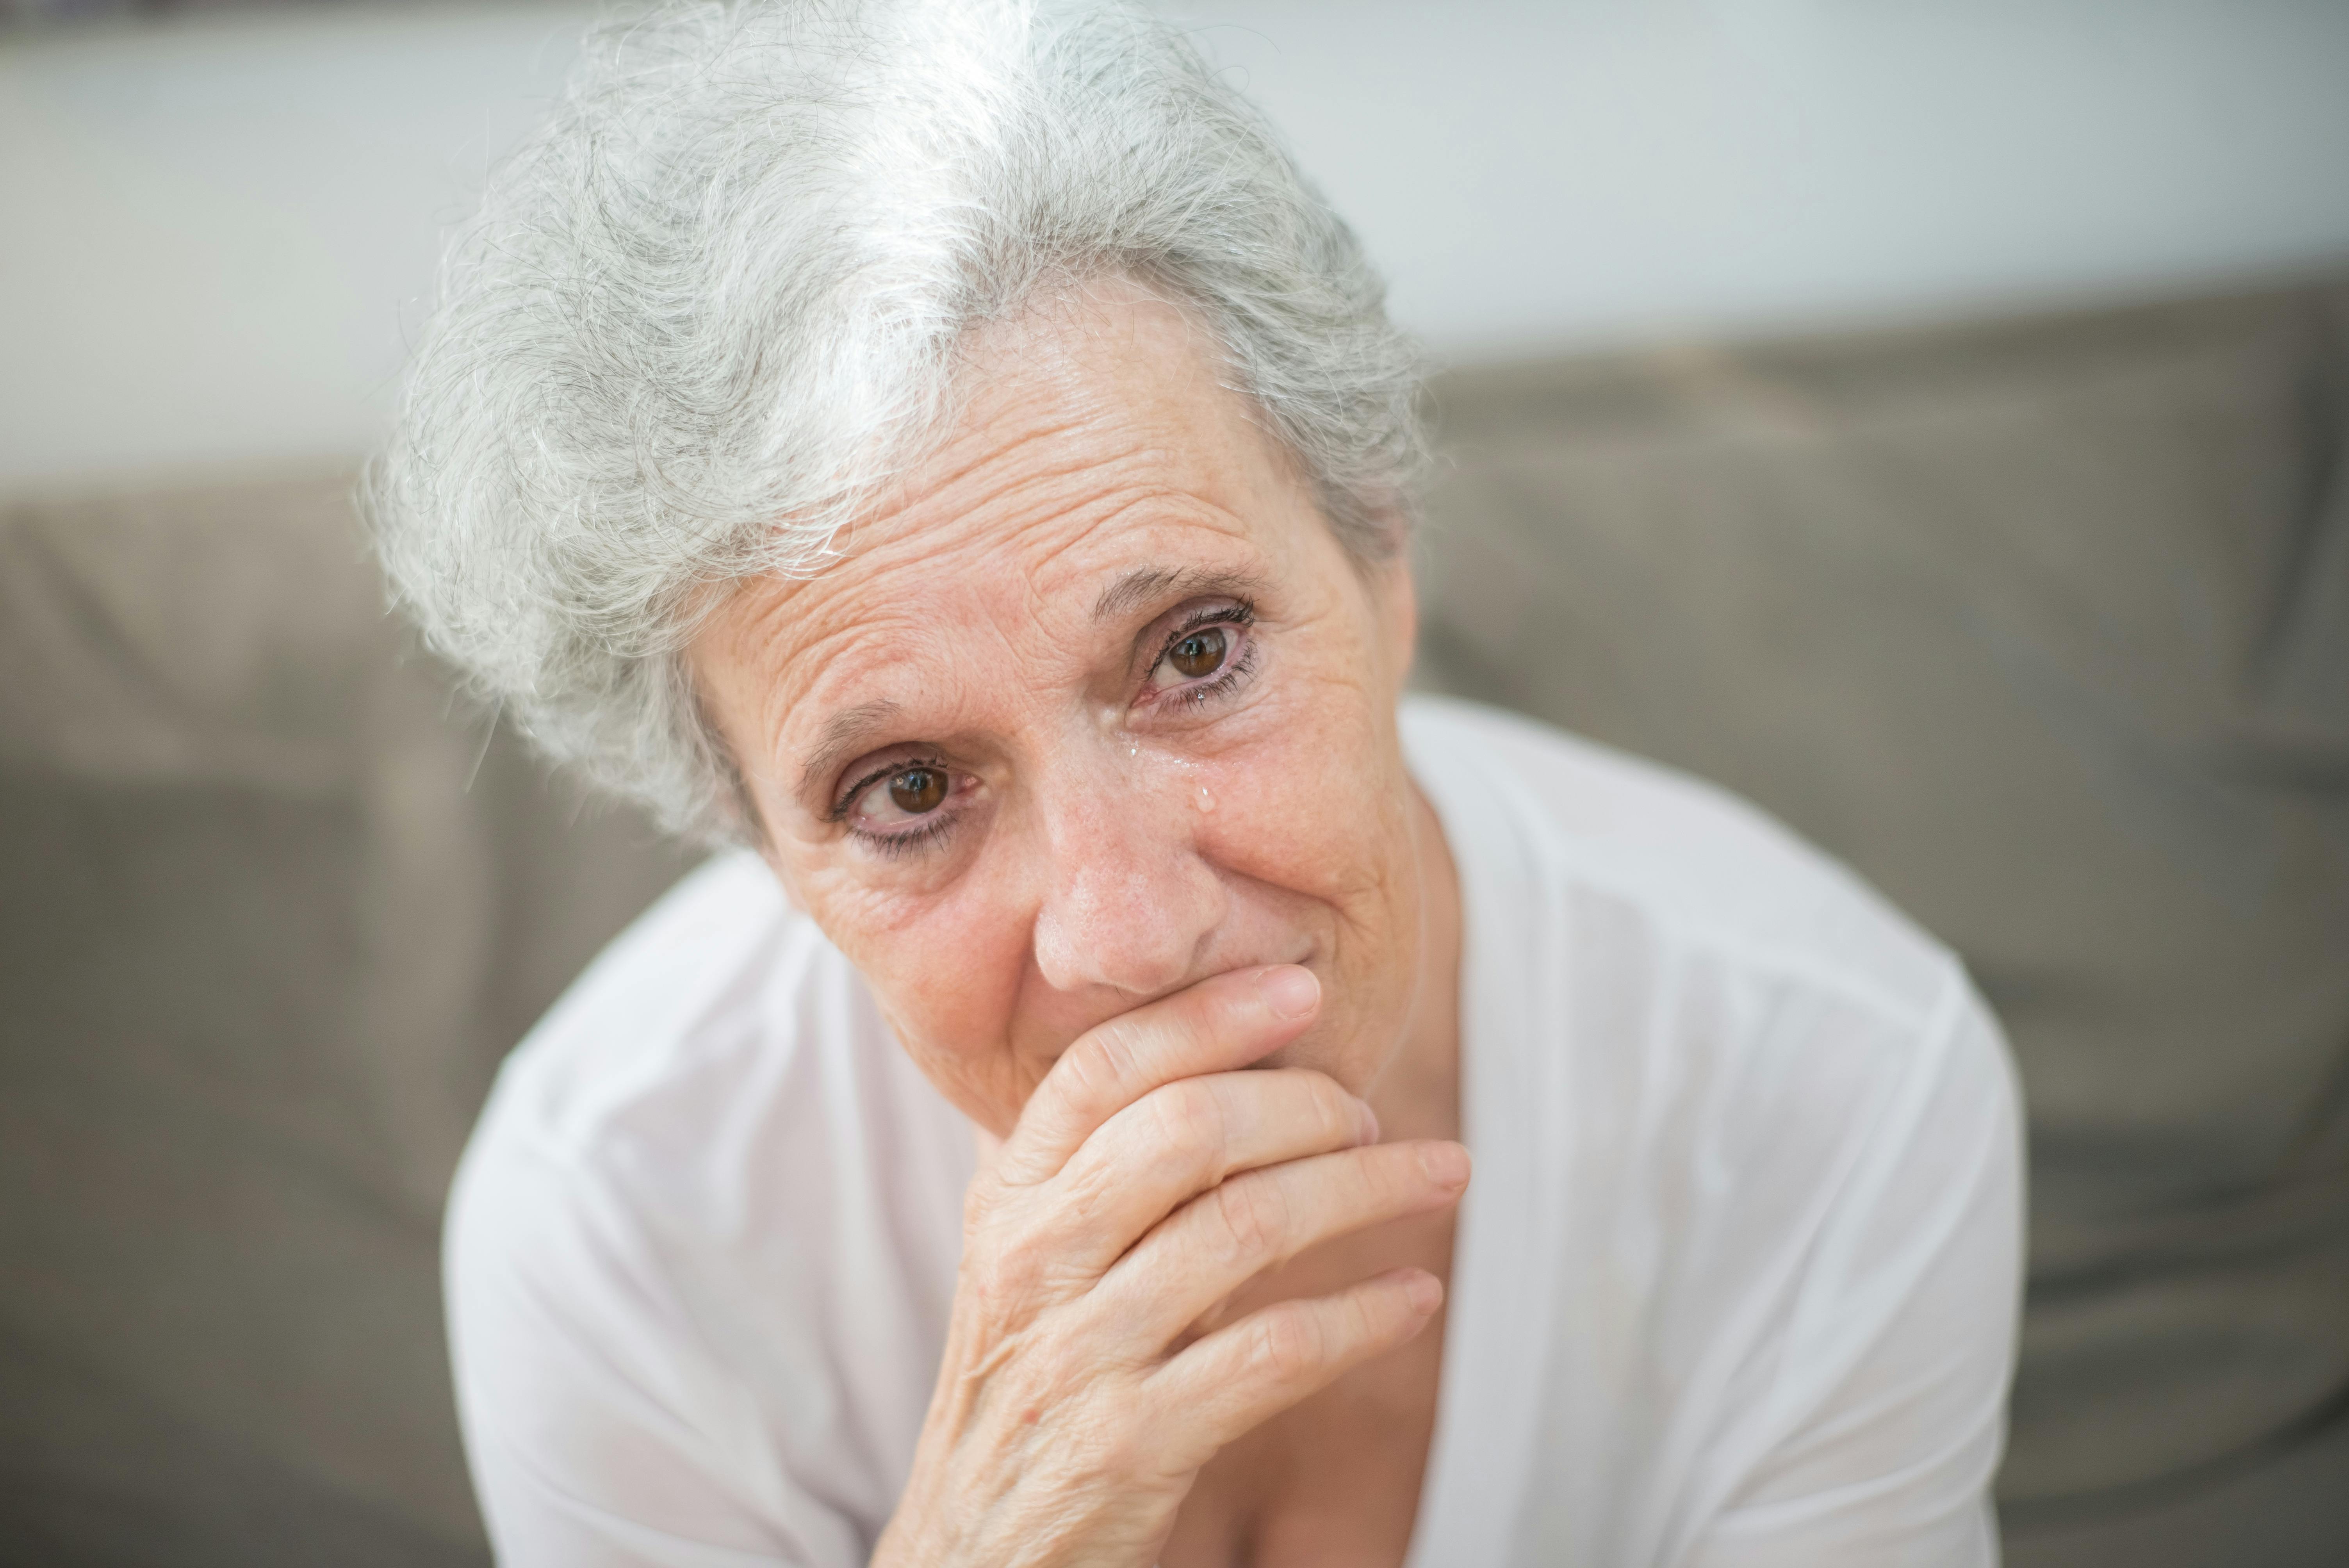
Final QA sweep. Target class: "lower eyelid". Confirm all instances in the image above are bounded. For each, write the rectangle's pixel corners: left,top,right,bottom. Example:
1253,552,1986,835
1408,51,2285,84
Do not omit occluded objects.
848,775,975,854
856,814,957,857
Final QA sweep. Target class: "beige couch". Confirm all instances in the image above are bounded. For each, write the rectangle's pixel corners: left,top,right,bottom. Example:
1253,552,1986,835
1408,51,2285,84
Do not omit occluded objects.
2,278,2343,1564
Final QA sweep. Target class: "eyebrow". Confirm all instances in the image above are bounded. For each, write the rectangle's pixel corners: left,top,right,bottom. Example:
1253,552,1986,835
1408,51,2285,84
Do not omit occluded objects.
1091,564,1269,624
794,698,903,801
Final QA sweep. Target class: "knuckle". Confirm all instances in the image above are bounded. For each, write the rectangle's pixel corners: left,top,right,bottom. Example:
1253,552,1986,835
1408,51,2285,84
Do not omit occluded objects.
961,1242,1044,1322
1302,1073,1359,1143
1147,1078,1228,1164
1084,1409,1159,1483
1049,1153,1115,1232
1347,1282,1398,1342
1246,1305,1326,1381
1212,1171,1287,1260
1368,1143,1423,1203
962,1173,1019,1230
1060,1025,1139,1113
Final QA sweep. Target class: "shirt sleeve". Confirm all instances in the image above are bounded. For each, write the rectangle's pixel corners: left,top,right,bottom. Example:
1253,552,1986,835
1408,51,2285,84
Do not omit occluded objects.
1683,974,2025,1568
444,1135,872,1568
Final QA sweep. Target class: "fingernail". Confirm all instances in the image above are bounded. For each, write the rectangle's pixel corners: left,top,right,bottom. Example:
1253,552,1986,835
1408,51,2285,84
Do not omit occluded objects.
1403,1270,1444,1314
1259,965,1319,1019
1418,1141,1471,1188
1353,1100,1383,1146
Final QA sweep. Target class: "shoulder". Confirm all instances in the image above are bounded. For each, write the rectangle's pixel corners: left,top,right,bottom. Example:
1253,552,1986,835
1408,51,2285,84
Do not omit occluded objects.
450,847,967,1276
464,848,847,1174
1402,694,1952,1027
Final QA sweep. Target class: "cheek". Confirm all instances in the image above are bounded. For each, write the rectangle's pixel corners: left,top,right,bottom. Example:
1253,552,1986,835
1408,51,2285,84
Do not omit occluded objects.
791,864,1032,1075
1188,677,1419,1088
1200,663,1407,899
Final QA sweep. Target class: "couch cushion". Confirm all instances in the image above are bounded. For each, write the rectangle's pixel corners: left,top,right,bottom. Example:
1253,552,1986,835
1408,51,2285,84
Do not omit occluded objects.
0,471,695,1566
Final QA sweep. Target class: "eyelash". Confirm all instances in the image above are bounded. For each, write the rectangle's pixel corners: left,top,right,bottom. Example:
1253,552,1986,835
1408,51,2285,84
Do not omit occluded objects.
1144,601,1258,711
849,807,957,861
829,599,1259,856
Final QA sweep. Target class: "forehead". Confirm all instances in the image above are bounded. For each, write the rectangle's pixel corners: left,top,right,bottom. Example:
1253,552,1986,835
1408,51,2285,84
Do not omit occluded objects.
870,287,1289,589
701,286,1310,726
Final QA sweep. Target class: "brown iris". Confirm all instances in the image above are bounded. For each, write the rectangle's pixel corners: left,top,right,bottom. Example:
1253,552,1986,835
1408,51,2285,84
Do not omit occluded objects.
889,766,947,814
1169,625,1226,680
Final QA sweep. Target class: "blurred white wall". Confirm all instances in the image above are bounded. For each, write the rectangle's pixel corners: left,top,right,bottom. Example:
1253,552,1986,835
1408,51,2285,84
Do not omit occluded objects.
4,0,2348,492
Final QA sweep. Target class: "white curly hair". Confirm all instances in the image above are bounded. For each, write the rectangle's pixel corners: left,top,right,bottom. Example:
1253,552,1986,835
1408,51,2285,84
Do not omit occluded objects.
366,0,1426,841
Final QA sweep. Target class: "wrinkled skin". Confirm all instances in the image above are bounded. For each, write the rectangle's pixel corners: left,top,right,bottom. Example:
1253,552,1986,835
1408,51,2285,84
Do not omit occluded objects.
692,276,1466,1566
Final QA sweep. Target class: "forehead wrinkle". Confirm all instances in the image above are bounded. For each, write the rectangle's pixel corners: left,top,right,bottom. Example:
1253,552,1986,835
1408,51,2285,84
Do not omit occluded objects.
847,422,1174,615
1004,487,1177,612
780,652,974,804
1003,484,1259,615
766,561,1088,789
850,472,1222,658
750,595,945,775
894,409,1093,521
888,399,1165,544
754,472,1270,769
762,499,1108,756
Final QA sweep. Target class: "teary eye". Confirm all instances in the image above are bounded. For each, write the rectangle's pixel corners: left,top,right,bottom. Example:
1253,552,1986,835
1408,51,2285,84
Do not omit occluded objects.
1166,626,1227,680
1139,600,1257,706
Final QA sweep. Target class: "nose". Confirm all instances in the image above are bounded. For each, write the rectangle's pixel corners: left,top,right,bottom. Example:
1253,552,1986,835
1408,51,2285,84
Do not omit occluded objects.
1029,745,1227,997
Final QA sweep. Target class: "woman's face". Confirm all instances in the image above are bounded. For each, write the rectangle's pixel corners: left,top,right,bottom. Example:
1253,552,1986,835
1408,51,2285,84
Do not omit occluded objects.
692,282,1429,1137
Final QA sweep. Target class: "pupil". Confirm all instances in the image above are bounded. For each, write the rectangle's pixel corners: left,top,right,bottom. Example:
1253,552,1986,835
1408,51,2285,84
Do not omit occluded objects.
1171,627,1226,679
889,768,946,814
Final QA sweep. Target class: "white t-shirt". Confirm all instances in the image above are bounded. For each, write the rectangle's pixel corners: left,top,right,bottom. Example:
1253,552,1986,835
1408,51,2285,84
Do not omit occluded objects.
447,697,2023,1567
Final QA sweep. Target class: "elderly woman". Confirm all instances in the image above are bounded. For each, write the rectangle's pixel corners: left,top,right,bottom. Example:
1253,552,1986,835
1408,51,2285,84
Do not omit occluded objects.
374,2,2022,1563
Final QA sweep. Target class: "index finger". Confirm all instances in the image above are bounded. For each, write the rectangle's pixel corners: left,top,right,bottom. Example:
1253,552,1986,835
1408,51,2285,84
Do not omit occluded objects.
993,964,1322,1187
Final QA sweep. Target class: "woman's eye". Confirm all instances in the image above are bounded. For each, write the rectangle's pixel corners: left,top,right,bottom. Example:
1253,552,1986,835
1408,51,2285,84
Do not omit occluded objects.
889,766,946,813
854,764,949,823
1154,625,1229,688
